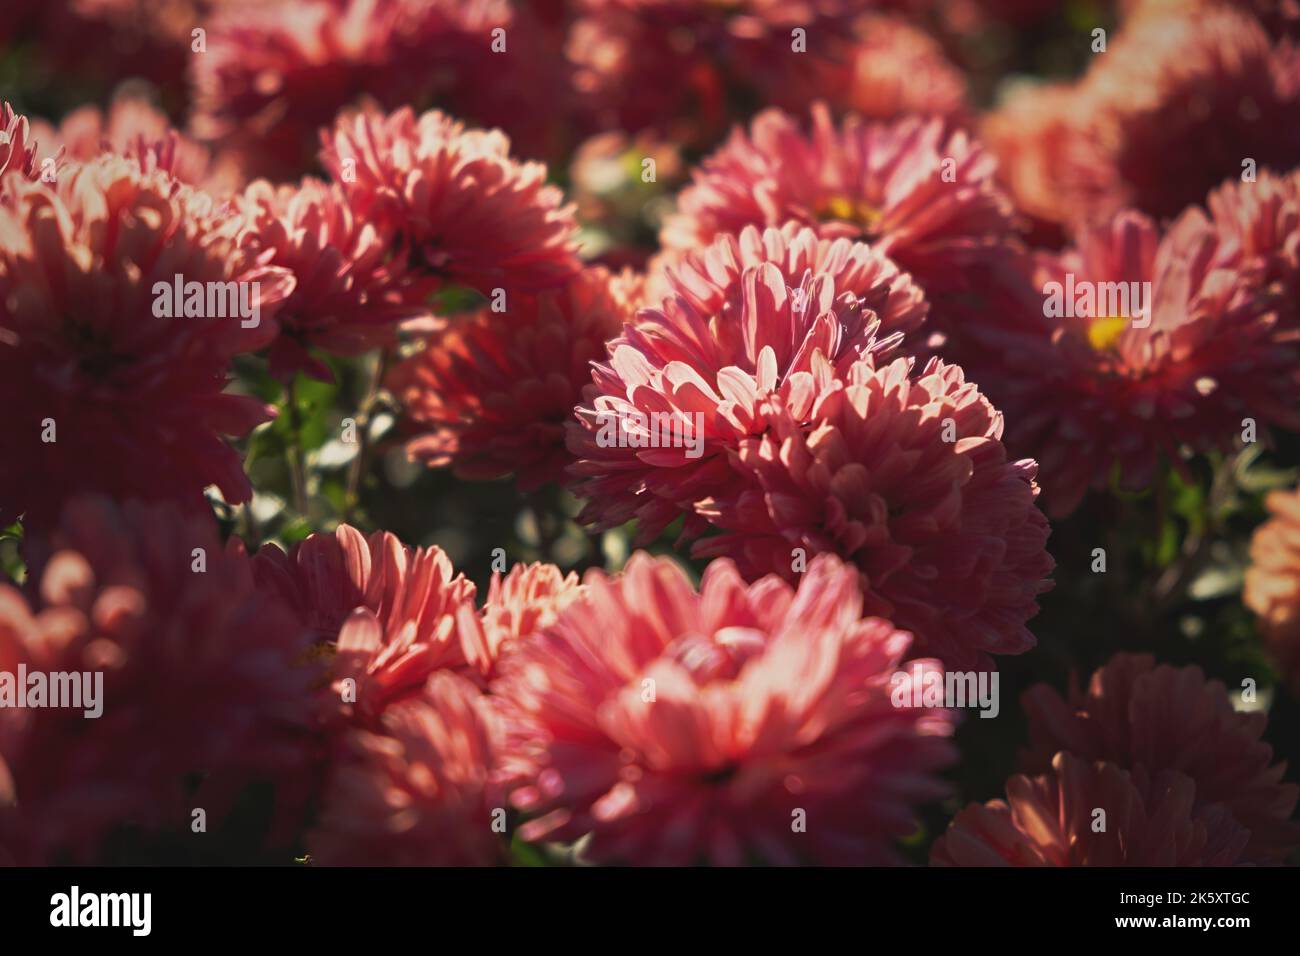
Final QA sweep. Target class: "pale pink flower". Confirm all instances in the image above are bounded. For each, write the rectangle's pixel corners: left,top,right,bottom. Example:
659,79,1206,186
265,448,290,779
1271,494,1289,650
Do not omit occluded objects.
696,356,1054,670
568,223,926,541
661,104,1018,309
493,552,956,865
308,671,506,866
320,105,581,294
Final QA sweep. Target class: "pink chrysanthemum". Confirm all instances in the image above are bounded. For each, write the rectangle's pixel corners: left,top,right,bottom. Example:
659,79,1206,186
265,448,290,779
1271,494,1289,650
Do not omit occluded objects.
1000,7,1300,225
931,753,1249,866
320,105,580,295
814,14,969,125
251,524,477,722
492,552,956,865
967,206,1300,518
0,497,317,864
1245,485,1300,696
236,177,437,381
458,562,583,678
568,223,926,539
567,0,871,147
695,356,1053,670
1083,8,1300,222
308,670,506,866
1206,166,1300,332
1019,653,1300,862
253,527,581,865
661,104,1018,308
0,155,294,531
190,0,512,178
30,97,230,192
981,80,1106,237
389,267,640,489
0,102,40,179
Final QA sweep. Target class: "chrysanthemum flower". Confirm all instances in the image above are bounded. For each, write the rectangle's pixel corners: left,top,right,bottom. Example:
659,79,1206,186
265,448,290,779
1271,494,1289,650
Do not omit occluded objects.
0,497,317,864
1001,7,1300,225
1245,484,1300,696
30,97,229,191
308,671,507,866
320,105,581,295
568,223,926,540
1206,167,1300,332
931,753,1249,866
0,102,40,179
190,0,512,178
967,206,1300,518
1019,653,1300,862
236,177,437,381
493,552,956,865
567,0,871,148
0,155,294,531
390,267,641,489
695,356,1053,670
981,80,1107,236
458,562,583,677
661,104,1018,310
253,528,579,865
251,524,477,723
815,14,969,125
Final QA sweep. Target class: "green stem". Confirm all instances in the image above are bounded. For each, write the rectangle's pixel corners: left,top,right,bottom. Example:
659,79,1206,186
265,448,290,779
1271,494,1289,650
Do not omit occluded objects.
344,349,392,523
286,375,308,516
1152,452,1239,609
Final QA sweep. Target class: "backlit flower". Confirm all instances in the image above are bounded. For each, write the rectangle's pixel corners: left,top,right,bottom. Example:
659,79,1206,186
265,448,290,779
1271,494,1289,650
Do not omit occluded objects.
320,105,581,294
308,671,506,866
389,267,636,489
1245,484,1300,696
661,104,1019,314
931,752,1249,866
1019,652,1300,862
0,155,293,531
251,524,477,723
966,207,1300,517
236,177,437,380
458,562,583,677
695,355,1054,670
0,497,317,864
493,552,956,865
568,223,926,540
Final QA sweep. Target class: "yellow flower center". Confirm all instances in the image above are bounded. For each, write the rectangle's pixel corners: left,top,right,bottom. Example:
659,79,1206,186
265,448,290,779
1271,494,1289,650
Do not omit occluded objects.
1087,315,1129,351
816,195,883,234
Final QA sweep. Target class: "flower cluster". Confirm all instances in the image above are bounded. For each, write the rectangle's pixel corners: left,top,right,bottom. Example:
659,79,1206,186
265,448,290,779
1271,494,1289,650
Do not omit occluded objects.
2,0,1298,868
